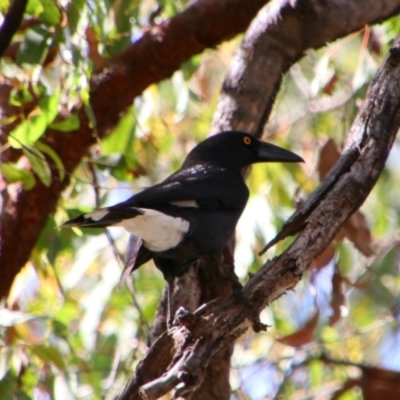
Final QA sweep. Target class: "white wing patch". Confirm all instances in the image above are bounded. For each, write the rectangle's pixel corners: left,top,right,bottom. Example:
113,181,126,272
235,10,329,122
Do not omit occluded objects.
121,208,190,252
169,200,199,208
84,209,110,221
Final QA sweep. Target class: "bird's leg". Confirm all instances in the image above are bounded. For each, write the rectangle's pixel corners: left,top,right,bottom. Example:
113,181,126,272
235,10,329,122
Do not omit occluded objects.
164,274,175,328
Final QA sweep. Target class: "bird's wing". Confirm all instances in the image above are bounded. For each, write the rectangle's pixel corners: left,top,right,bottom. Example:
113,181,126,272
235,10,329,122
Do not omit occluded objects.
61,165,248,253
119,164,248,211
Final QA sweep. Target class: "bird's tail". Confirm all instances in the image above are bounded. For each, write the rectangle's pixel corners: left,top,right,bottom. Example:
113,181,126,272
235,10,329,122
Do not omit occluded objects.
61,207,143,229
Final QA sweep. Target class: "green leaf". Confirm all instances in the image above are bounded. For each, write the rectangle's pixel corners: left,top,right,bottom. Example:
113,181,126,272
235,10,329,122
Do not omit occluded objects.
0,0,11,13
38,0,60,24
101,110,135,155
50,114,80,132
370,243,400,276
35,141,65,181
364,274,396,309
26,0,44,16
9,86,34,107
66,0,86,34
0,163,36,190
23,147,52,187
31,345,66,371
16,27,50,64
9,91,60,148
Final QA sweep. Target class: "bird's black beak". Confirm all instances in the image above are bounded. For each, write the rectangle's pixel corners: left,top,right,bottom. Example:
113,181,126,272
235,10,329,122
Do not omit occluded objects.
257,142,304,163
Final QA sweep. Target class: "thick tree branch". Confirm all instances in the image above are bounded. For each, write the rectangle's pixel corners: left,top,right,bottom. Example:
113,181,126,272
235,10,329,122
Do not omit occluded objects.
120,33,400,399
0,0,27,58
2,0,400,299
163,0,400,397
0,0,270,298
211,0,400,136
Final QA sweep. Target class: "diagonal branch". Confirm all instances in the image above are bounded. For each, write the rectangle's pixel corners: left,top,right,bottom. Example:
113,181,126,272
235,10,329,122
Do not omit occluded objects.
0,0,270,298
211,0,400,136
120,32,400,400
2,0,400,299
0,0,27,58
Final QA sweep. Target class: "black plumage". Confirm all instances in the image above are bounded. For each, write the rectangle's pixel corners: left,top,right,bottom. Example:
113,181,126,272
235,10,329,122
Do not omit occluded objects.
62,131,303,322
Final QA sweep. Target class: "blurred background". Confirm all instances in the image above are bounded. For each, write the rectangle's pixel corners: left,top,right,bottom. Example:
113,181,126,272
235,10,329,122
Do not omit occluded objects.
1,0,400,398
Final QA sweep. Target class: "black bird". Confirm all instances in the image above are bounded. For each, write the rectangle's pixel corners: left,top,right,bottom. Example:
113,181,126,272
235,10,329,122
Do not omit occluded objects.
62,131,303,322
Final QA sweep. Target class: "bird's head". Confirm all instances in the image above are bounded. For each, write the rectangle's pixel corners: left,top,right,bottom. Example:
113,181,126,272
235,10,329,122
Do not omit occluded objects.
182,131,304,171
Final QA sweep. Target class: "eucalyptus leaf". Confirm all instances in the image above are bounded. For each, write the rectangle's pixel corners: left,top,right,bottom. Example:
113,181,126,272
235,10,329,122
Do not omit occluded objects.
0,163,36,190
16,27,50,64
9,91,60,148
38,0,61,24
35,141,65,181
50,114,80,132
31,345,66,371
23,147,52,187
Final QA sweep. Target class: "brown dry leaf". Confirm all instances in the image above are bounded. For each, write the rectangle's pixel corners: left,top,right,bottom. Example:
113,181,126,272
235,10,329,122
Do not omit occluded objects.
343,270,374,290
367,29,382,56
361,366,400,400
322,74,339,95
85,27,108,71
276,311,319,347
309,140,342,271
331,379,360,400
329,267,346,326
318,139,374,257
318,138,341,180
309,243,335,270
342,211,375,256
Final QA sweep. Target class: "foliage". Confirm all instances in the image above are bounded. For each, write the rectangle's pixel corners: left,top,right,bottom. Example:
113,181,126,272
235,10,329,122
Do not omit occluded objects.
1,1,400,399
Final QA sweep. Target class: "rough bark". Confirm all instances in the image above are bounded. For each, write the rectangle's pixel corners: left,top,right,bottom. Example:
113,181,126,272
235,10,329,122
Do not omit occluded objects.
177,0,400,398
212,0,400,137
118,33,400,399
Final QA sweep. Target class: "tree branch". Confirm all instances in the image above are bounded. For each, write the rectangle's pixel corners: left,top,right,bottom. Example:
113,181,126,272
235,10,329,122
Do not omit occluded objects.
0,0,27,58
211,0,400,136
0,0,270,298
2,0,400,299
118,29,400,400
121,33,400,399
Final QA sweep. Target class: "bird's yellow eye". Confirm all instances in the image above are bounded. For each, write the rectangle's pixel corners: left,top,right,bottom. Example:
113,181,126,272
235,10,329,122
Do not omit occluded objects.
243,136,252,145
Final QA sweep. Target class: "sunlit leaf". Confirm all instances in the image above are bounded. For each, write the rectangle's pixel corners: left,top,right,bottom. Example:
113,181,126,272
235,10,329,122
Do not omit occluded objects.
31,345,66,371
0,163,36,190
38,0,61,24
26,0,43,15
101,110,135,155
50,114,80,132
35,141,65,181
9,86,34,107
16,27,50,64
66,0,86,33
23,147,52,187
9,91,60,148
